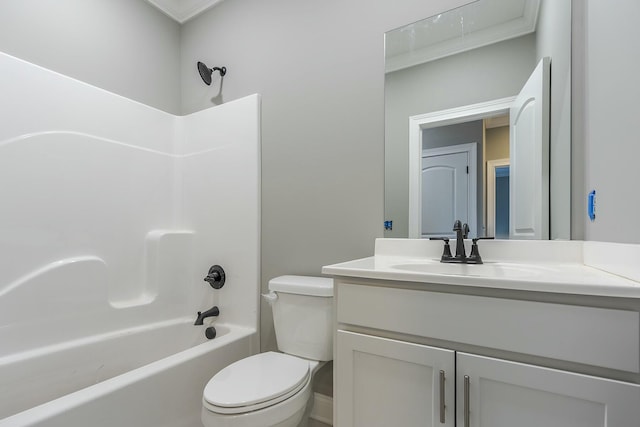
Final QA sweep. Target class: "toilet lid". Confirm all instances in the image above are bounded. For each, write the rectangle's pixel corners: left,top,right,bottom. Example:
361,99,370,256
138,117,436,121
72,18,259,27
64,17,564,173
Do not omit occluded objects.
203,352,310,411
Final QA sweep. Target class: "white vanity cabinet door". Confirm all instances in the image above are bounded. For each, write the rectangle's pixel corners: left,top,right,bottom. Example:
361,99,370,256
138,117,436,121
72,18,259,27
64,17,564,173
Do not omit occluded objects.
456,352,640,427
336,330,455,427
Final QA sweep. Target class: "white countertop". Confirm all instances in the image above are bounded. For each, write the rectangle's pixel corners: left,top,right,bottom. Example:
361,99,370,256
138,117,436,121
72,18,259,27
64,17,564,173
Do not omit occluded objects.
322,239,640,298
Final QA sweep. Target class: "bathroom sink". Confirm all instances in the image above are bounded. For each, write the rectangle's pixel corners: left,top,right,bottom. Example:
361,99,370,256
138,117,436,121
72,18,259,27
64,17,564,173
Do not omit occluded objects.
391,261,545,279
323,239,640,298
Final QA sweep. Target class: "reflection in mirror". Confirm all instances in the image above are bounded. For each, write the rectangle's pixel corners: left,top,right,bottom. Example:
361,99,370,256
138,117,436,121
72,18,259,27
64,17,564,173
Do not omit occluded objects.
384,0,571,240
419,115,509,240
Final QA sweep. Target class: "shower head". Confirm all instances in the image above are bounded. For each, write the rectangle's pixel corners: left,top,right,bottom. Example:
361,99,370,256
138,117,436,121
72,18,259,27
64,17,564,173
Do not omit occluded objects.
197,61,226,86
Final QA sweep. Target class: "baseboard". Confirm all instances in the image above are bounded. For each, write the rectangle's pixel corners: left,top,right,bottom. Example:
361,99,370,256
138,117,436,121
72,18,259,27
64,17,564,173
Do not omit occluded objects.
310,392,333,425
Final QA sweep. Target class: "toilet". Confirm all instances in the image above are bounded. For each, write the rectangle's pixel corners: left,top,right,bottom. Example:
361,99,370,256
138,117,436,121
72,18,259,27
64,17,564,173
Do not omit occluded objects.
201,275,333,427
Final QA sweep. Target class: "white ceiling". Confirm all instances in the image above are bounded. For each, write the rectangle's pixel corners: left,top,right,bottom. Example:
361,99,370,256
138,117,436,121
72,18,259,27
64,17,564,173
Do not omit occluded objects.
145,0,225,23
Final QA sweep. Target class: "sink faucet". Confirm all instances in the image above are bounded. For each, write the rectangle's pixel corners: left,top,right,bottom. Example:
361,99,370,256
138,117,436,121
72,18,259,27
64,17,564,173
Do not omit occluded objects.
194,305,220,325
452,220,467,262
437,220,484,264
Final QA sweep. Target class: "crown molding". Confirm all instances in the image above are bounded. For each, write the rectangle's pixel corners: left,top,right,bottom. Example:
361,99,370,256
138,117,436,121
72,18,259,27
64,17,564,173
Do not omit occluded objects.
145,0,225,23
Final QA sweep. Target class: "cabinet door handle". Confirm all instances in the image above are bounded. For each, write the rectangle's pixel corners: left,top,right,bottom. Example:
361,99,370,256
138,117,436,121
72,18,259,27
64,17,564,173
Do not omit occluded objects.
464,375,470,427
439,370,446,423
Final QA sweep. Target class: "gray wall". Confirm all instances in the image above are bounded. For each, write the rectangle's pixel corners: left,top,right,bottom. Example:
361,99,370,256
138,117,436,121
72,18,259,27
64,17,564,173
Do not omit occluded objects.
536,0,572,240
578,0,640,243
385,34,536,238
422,121,483,151
180,0,472,357
0,0,181,114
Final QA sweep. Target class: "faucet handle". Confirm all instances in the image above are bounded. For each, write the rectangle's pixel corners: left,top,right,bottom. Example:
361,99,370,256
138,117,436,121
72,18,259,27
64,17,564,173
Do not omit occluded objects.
204,265,226,289
429,237,453,261
440,238,453,261
466,238,483,264
463,223,470,239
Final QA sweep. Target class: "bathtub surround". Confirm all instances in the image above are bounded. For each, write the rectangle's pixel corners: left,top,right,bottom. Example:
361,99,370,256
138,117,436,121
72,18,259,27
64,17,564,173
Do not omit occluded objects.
0,52,260,424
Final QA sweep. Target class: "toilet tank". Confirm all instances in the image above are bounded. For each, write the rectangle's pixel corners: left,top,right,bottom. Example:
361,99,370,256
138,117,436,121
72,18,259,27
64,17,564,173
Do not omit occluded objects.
267,275,333,361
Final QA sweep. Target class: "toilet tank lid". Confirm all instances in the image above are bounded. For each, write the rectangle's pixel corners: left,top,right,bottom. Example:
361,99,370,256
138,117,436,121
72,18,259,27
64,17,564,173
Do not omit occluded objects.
268,275,333,297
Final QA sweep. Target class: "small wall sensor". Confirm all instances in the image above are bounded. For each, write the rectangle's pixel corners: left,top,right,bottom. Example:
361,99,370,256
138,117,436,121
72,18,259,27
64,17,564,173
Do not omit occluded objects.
588,190,596,222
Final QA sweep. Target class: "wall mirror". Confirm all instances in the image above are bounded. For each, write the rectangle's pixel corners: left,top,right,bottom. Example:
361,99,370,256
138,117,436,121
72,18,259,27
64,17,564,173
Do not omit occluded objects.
384,0,571,240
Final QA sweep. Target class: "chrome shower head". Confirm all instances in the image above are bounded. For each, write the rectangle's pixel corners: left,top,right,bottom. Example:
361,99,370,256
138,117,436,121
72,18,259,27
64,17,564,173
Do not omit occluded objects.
197,61,226,86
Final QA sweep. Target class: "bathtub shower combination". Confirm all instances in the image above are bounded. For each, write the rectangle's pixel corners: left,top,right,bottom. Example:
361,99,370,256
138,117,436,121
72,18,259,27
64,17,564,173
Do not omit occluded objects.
0,52,261,427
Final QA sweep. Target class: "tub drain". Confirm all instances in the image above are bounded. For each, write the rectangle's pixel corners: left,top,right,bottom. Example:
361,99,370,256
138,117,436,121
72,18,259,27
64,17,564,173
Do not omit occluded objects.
205,326,217,340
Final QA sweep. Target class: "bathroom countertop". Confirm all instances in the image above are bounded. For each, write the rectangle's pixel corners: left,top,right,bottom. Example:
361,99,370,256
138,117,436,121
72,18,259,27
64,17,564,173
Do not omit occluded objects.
322,239,640,299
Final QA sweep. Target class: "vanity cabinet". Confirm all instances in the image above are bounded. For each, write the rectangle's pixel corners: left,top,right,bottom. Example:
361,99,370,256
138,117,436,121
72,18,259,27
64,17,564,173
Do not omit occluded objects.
333,280,640,427
456,352,639,427
336,330,455,427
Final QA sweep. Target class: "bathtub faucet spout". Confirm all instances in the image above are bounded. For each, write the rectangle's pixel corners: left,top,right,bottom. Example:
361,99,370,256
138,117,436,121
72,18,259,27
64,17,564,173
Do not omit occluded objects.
194,305,220,325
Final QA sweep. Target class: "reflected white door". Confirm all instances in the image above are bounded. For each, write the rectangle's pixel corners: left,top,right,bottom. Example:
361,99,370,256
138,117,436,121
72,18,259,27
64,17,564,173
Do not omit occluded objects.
509,57,550,239
421,150,469,238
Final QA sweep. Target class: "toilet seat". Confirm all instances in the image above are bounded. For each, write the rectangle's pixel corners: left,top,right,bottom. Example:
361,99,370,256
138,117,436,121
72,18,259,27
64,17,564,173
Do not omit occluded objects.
203,352,311,415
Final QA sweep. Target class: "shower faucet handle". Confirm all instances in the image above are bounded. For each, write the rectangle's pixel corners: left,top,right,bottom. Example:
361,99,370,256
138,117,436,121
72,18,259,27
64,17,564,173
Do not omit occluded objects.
204,265,226,289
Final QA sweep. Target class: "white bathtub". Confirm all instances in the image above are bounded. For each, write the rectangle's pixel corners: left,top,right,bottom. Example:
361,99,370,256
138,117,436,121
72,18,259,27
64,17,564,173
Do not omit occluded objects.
0,319,256,427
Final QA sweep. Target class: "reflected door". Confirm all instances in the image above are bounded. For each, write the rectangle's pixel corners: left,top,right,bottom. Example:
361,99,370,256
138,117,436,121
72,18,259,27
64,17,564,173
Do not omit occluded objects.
509,57,550,239
421,151,469,238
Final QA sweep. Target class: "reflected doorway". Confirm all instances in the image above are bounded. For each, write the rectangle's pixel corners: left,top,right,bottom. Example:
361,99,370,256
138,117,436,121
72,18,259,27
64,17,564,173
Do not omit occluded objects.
487,159,510,239
408,97,514,239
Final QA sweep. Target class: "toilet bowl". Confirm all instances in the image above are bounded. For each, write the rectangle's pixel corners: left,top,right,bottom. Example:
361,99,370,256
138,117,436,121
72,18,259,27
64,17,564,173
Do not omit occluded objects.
201,275,333,427
201,352,321,427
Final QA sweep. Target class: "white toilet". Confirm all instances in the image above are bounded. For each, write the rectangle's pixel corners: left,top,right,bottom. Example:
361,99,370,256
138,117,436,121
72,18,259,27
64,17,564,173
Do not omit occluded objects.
201,275,333,427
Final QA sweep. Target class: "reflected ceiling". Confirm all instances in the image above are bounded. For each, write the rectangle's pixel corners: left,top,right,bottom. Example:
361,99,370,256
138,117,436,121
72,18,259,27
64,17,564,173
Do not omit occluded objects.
385,0,540,72
145,0,225,23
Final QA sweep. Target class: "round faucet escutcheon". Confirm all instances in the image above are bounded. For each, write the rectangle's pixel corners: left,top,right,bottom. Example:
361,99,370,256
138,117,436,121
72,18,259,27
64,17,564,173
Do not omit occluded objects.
204,265,226,289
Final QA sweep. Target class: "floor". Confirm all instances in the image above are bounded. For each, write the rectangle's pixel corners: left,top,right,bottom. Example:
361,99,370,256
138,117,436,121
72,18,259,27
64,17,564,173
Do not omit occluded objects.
308,418,331,427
